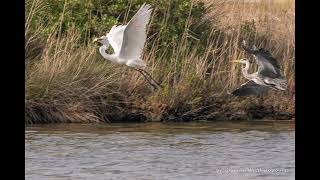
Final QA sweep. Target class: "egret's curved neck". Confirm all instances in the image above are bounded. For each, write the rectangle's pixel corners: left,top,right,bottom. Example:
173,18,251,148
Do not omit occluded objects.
241,61,254,80
99,44,117,63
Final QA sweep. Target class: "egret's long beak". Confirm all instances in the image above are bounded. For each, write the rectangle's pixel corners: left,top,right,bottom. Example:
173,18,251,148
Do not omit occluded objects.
92,37,102,43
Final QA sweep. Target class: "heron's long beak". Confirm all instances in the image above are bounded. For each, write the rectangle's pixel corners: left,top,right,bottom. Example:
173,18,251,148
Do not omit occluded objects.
230,60,241,63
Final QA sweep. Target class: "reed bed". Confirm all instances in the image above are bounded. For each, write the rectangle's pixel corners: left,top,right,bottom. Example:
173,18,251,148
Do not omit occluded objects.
25,0,295,124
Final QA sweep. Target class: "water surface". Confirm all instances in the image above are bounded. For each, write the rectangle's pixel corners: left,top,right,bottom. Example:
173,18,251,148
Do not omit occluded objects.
25,121,295,180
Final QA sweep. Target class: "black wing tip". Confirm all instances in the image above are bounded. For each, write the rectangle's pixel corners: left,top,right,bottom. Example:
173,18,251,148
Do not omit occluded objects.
241,42,281,69
241,40,258,54
231,80,268,97
231,89,248,97
256,48,281,68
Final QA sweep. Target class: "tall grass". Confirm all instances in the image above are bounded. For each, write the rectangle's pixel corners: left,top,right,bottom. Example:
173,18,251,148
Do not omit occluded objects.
25,0,295,124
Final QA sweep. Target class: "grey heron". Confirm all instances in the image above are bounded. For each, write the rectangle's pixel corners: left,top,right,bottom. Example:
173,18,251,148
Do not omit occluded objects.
231,41,287,98
93,3,162,88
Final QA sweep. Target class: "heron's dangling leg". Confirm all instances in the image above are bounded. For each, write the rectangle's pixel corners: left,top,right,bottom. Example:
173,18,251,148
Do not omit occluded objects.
136,68,163,88
134,68,158,89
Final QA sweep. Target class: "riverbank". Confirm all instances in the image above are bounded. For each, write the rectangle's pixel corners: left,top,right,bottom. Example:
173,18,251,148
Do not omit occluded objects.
26,94,294,124
25,0,295,124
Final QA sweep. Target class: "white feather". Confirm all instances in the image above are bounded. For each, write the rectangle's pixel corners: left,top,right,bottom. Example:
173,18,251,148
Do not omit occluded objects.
97,3,152,68
106,25,126,55
119,4,152,60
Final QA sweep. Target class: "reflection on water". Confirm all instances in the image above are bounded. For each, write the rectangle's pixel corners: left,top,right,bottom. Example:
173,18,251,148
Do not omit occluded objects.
25,121,295,180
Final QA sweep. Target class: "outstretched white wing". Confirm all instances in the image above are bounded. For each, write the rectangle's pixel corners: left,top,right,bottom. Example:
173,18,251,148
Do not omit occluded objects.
106,25,126,54
118,3,152,60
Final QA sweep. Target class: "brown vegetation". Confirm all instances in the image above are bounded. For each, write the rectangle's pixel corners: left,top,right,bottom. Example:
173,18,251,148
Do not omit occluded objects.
25,0,295,124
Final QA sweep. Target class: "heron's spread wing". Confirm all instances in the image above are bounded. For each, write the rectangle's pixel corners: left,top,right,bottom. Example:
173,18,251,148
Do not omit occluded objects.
254,49,282,78
242,42,283,78
231,80,270,96
106,25,126,54
118,3,152,60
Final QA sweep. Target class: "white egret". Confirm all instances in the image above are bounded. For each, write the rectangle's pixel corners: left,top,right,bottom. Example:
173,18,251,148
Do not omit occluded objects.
93,3,162,88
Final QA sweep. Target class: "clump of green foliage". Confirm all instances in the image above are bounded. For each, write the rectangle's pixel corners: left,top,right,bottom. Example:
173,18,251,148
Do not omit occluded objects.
26,0,214,55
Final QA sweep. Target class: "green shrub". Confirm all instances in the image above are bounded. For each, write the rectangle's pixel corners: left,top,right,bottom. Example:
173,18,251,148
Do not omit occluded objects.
26,0,214,55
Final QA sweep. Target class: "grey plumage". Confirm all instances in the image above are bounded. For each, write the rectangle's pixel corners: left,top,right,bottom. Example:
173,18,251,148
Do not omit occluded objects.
231,41,287,96
231,80,270,96
242,42,282,78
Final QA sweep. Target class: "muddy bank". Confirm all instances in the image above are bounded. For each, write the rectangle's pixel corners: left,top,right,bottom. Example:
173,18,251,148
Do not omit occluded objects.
157,96,294,122
160,105,294,122
25,96,294,124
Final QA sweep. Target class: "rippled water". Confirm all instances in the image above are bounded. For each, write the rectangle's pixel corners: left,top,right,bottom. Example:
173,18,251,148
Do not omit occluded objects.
25,121,295,180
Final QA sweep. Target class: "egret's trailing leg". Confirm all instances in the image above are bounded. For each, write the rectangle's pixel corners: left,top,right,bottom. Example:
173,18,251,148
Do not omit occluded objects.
137,68,163,88
134,68,157,88
134,68,160,89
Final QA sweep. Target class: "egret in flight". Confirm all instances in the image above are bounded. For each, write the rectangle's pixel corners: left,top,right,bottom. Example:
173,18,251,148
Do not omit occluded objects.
93,3,162,88
230,41,287,98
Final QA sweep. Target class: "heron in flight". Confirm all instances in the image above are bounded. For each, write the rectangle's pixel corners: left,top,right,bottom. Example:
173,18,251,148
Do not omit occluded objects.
93,3,162,88
230,41,287,98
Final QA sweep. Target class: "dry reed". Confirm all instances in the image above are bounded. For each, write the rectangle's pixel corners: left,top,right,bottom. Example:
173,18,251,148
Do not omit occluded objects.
25,0,295,124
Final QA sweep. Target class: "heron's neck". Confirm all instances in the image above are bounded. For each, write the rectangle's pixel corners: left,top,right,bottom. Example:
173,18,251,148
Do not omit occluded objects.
99,45,117,63
242,61,254,80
